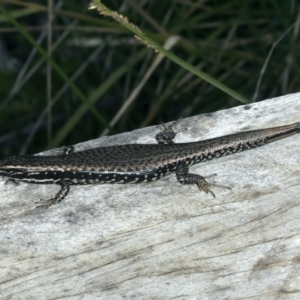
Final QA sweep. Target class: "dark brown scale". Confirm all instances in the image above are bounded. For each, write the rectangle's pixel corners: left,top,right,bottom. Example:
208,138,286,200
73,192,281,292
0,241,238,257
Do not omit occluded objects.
0,121,299,208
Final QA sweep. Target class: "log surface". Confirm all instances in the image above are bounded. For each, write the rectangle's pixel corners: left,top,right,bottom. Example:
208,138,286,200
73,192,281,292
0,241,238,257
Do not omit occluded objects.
1,93,300,299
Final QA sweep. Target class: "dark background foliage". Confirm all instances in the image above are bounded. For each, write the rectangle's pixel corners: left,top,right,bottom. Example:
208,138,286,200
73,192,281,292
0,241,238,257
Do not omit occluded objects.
0,0,299,157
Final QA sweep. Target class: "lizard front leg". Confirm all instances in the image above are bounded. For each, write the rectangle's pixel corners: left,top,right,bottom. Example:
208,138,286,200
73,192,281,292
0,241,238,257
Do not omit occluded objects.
36,183,70,209
35,146,74,208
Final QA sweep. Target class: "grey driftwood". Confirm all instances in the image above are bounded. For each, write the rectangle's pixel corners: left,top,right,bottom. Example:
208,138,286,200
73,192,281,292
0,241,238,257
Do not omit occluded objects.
1,92,300,299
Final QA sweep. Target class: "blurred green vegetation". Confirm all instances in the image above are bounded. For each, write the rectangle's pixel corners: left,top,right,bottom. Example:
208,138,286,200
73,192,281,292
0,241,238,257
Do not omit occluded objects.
0,0,299,157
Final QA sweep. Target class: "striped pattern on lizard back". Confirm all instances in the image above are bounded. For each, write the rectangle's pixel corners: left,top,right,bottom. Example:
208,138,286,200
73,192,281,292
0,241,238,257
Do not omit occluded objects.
1,143,205,185
0,120,299,208
0,126,278,186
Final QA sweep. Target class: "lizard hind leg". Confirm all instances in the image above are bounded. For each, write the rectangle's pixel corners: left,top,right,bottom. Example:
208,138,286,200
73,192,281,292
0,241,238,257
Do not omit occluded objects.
155,118,185,144
175,162,231,198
